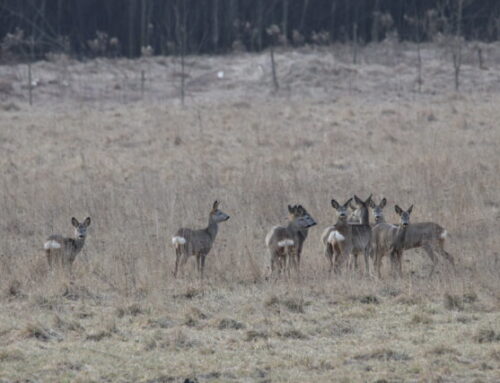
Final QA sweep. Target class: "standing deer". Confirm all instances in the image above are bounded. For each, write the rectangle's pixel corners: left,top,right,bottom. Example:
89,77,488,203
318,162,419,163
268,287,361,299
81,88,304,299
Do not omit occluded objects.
348,195,372,274
172,200,230,278
348,194,372,224
372,203,455,278
369,197,400,276
321,198,354,274
291,204,316,270
322,196,372,275
265,205,316,276
44,217,91,272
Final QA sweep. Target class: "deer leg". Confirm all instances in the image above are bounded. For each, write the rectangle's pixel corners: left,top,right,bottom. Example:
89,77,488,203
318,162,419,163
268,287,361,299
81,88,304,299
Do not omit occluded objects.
333,247,344,275
296,242,303,272
286,247,293,278
325,244,334,275
290,246,300,275
200,254,206,279
196,254,201,273
395,250,404,278
278,255,286,276
294,246,301,275
46,250,53,269
422,243,438,277
178,252,189,277
270,253,276,275
270,251,281,277
374,248,383,279
364,247,371,276
173,248,182,277
351,253,359,271
388,249,399,278
437,239,456,272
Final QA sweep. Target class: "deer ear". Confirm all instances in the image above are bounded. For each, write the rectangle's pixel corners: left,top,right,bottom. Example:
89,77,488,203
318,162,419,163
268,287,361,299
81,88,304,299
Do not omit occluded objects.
331,199,340,209
407,205,413,214
71,217,79,227
344,198,353,208
288,205,294,214
394,205,403,215
354,195,363,206
83,217,91,227
365,194,372,204
368,199,376,208
380,198,387,208
212,200,219,210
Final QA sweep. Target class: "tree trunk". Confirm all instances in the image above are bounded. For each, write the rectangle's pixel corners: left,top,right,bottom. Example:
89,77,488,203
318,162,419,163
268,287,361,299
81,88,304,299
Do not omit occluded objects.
282,0,288,46
128,0,137,57
212,0,219,51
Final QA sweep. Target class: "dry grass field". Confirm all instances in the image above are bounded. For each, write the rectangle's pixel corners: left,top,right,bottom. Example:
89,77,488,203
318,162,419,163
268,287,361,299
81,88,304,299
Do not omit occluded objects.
1,43,500,382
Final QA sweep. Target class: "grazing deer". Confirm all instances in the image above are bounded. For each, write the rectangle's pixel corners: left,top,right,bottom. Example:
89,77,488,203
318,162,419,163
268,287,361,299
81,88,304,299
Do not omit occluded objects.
172,200,230,278
321,198,354,274
44,217,91,272
372,204,455,278
265,205,316,276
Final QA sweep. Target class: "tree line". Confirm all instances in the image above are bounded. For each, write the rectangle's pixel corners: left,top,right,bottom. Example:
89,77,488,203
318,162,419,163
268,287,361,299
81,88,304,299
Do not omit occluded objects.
0,0,499,60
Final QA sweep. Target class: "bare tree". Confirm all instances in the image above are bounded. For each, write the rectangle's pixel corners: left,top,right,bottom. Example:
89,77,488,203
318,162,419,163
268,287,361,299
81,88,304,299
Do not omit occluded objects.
352,23,358,64
451,0,465,91
282,0,288,47
267,24,280,92
406,1,426,92
212,0,219,51
174,1,188,106
439,0,467,91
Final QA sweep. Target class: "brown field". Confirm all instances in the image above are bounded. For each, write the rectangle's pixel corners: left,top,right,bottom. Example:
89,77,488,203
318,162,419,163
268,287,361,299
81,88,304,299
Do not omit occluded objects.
1,43,500,382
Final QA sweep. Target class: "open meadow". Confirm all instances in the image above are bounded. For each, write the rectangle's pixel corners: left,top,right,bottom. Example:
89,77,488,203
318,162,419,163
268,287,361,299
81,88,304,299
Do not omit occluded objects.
1,43,500,382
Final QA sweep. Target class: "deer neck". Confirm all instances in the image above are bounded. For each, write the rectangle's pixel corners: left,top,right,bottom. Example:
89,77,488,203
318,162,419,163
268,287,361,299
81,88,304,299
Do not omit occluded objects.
359,207,369,225
393,224,408,249
206,215,219,241
335,217,350,233
297,227,308,241
287,220,301,236
71,236,86,253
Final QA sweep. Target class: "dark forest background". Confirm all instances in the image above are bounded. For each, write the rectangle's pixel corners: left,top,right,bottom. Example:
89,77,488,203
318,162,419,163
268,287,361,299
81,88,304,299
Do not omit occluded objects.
0,0,499,60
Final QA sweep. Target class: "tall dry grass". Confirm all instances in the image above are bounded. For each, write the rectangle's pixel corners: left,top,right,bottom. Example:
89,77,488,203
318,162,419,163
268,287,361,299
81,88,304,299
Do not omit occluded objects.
0,93,498,306
1,46,500,382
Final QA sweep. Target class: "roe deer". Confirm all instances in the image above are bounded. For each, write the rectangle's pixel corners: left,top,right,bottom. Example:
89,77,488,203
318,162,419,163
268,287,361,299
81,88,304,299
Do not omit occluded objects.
368,197,387,224
172,200,230,278
265,204,316,276
369,197,399,276
372,204,455,278
321,198,354,274
44,217,91,271
348,194,372,224
348,194,372,274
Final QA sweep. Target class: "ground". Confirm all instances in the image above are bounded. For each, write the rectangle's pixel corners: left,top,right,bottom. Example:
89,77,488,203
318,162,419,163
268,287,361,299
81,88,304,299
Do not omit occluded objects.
0,43,499,382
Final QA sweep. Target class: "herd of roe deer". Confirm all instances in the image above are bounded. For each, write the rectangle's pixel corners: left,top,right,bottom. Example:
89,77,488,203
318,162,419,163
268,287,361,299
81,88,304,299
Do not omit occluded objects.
43,196,455,279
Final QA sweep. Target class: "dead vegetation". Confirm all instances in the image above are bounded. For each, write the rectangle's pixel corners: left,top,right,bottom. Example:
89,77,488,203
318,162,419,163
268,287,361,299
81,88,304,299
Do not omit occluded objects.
0,44,500,382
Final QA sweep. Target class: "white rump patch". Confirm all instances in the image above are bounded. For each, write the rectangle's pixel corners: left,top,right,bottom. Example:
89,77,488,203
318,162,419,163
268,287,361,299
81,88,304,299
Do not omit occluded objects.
265,226,281,247
172,236,187,246
44,240,61,250
328,231,345,244
277,239,294,247
440,230,448,239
